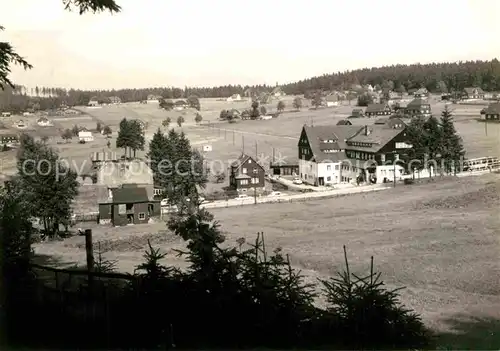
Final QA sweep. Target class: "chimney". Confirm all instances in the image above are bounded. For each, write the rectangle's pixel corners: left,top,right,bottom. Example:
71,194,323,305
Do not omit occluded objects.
364,125,371,136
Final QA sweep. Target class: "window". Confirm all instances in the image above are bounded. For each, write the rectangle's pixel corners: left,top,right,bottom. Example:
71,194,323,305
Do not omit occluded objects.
153,188,162,195
242,168,247,174
240,179,249,185
126,203,133,211
248,159,252,163
335,165,339,170
138,212,146,220
381,154,386,162
327,176,331,181
327,165,331,171
253,168,258,174
251,177,259,184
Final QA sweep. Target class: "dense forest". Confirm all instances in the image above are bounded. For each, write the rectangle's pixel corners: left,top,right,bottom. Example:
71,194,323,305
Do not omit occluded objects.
1,59,499,112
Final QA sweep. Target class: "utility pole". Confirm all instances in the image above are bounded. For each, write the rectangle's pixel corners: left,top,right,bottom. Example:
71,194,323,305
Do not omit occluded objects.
255,141,258,160
232,130,235,145
272,147,275,163
253,187,257,204
485,119,488,136
242,135,245,153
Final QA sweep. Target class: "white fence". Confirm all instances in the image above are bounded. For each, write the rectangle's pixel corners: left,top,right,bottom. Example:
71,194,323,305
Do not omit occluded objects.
201,185,391,210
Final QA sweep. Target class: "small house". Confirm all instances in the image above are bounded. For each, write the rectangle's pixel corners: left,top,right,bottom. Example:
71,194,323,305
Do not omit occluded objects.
349,108,365,118
325,94,339,107
365,103,391,117
483,103,500,121
271,86,285,98
98,186,160,226
405,98,431,117
413,88,428,98
88,98,99,107
202,144,212,152
109,96,122,104
0,133,19,145
36,117,52,127
270,159,299,176
229,154,266,192
226,94,242,102
174,100,188,110
462,87,485,100
78,131,94,142
146,94,162,103
1,112,11,117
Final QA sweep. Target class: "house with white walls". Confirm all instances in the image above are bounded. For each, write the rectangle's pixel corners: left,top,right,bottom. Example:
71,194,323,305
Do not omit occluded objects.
78,131,94,142
298,121,412,186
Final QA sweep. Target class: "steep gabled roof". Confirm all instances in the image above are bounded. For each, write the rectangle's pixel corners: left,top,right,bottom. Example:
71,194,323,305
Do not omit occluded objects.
346,126,404,152
230,154,263,171
407,98,429,107
464,87,485,95
365,103,389,113
112,187,149,203
302,125,363,162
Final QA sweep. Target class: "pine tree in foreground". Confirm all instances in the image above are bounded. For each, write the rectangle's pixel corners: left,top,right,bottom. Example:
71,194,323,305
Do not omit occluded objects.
440,106,465,174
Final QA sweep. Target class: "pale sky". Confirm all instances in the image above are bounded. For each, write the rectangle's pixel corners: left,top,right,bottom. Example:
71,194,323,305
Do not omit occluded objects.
2,0,499,90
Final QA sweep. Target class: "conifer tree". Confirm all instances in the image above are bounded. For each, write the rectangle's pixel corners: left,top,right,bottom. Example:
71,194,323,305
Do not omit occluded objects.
423,115,442,174
440,106,465,174
405,116,428,177
147,128,167,188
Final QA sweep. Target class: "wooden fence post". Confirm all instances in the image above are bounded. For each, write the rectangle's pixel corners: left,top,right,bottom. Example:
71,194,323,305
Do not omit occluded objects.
85,229,94,286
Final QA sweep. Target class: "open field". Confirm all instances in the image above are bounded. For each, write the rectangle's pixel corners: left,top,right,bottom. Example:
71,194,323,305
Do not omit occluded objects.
34,174,500,339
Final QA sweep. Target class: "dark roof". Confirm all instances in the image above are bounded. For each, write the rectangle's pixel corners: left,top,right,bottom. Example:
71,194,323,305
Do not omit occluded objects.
406,98,429,107
485,103,500,115
231,153,263,170
464,87,485,95
174,100,187,105
346,126,404,152
365,103,389,114
302,125,363,162
112,187,149,204
336,119,352,125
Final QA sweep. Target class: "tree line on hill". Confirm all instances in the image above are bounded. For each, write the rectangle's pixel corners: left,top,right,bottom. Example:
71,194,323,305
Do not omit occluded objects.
2,60,500,113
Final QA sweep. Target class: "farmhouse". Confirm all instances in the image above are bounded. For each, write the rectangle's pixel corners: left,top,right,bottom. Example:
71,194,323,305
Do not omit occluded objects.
147,94,162,103
271,86,285,98
229,154,265,192
462,87,485,100
174,100,188,110
78,131,94,142
226,94,242,102
36,116,52,127
298,123,410,186
325,94,339,107
405,98,431,117
109,96,121,104
88,97,99,106
350,108,365,118
365,103,392,117
98,185,161,226
482,103,500,120
413,88,428,98
0,132,19,145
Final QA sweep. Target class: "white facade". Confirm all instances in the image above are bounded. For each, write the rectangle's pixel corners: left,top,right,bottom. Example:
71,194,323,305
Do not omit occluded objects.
227,94,242,102
299,159,341,185
78,131,94,142
202,144,212,152
147,99,159,104
376,164,405,182
326,101,339,107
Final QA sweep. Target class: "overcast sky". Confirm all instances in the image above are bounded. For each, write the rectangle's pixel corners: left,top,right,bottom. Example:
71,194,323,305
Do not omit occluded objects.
2,0,499,90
